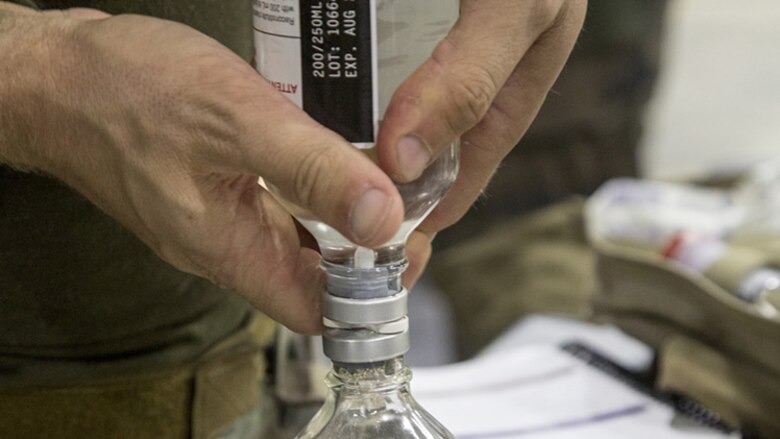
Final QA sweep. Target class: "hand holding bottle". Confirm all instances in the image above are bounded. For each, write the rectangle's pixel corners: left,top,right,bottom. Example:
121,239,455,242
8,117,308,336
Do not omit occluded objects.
377,0,587,282
0,4,405,334
1,1,587,334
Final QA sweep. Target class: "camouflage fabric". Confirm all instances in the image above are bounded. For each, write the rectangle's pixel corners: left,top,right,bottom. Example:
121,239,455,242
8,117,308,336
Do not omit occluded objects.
431,199,594,358
0,313,277,439
594,226,780,437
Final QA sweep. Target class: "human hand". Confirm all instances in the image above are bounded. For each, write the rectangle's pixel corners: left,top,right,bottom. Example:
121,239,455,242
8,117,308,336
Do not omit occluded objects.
0,6,406,334
375,1,587,284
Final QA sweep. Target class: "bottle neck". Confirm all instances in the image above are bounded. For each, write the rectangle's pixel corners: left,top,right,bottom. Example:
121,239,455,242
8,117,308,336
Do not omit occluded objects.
320,242,407,267
328,356,412,394
322,257,407,299
320,250,410,364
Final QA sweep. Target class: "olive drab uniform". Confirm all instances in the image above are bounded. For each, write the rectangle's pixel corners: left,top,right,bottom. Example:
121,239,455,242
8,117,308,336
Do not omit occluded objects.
1,1,276,438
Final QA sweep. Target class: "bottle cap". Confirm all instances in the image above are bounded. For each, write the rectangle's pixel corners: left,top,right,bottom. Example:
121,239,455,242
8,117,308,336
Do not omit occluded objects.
324,329,409,363
323,289,408,324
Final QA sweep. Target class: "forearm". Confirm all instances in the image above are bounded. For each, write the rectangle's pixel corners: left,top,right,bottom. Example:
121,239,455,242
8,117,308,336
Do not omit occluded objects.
0,2,58,171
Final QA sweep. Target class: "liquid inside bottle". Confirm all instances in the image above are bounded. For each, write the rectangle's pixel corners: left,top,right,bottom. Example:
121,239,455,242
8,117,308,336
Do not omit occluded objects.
292,144,458,265
256,0,460,265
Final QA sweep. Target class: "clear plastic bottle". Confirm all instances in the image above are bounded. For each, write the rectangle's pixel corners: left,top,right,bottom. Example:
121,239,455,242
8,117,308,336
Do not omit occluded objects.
254,0,460,265
296,357,451,439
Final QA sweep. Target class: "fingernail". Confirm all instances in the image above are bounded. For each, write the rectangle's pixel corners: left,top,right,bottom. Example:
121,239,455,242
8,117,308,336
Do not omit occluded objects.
396,135,430,181
350,188,390,243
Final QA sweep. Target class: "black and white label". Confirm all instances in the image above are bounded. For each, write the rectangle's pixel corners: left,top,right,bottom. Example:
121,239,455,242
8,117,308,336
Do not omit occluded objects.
254,0,378,148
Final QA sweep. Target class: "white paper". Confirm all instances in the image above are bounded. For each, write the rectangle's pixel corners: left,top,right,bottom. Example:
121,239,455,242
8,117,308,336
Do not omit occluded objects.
478,315,654,372
412,345,735,439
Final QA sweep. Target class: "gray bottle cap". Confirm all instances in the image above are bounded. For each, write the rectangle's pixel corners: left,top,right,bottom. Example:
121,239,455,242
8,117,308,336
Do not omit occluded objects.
323,328,409,363
323,289,408,325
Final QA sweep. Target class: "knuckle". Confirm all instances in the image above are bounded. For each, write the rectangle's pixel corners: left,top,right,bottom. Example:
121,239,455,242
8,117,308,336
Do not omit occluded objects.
292,146,335,209
187,53,244,91
462,137,503,169
176,46,256,103
531,0,584,33
446,66,497,134
532,0,565,28
484,104,524,153
560,0,588,28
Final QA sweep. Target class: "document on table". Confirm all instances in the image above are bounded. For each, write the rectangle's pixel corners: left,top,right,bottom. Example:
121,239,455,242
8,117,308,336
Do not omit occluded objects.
412,344,736,439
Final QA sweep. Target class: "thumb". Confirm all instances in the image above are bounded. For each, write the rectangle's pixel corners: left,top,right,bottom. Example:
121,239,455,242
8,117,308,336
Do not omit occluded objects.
376,1,568,182
235,85,405,248
40,7,111,20
62,7,111,20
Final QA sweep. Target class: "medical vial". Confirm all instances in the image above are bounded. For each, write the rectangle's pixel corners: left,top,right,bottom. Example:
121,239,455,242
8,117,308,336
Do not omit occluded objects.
253,0,460,266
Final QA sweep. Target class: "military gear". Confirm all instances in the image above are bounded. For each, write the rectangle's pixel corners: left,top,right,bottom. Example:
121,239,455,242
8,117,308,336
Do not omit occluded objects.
594,229,780,438
433,192,780,437
0,312,277,438
431,199,594,359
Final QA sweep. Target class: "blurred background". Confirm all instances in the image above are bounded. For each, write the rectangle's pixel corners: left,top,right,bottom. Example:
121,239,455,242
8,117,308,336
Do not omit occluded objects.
642,0,780,179
407,0,780,367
